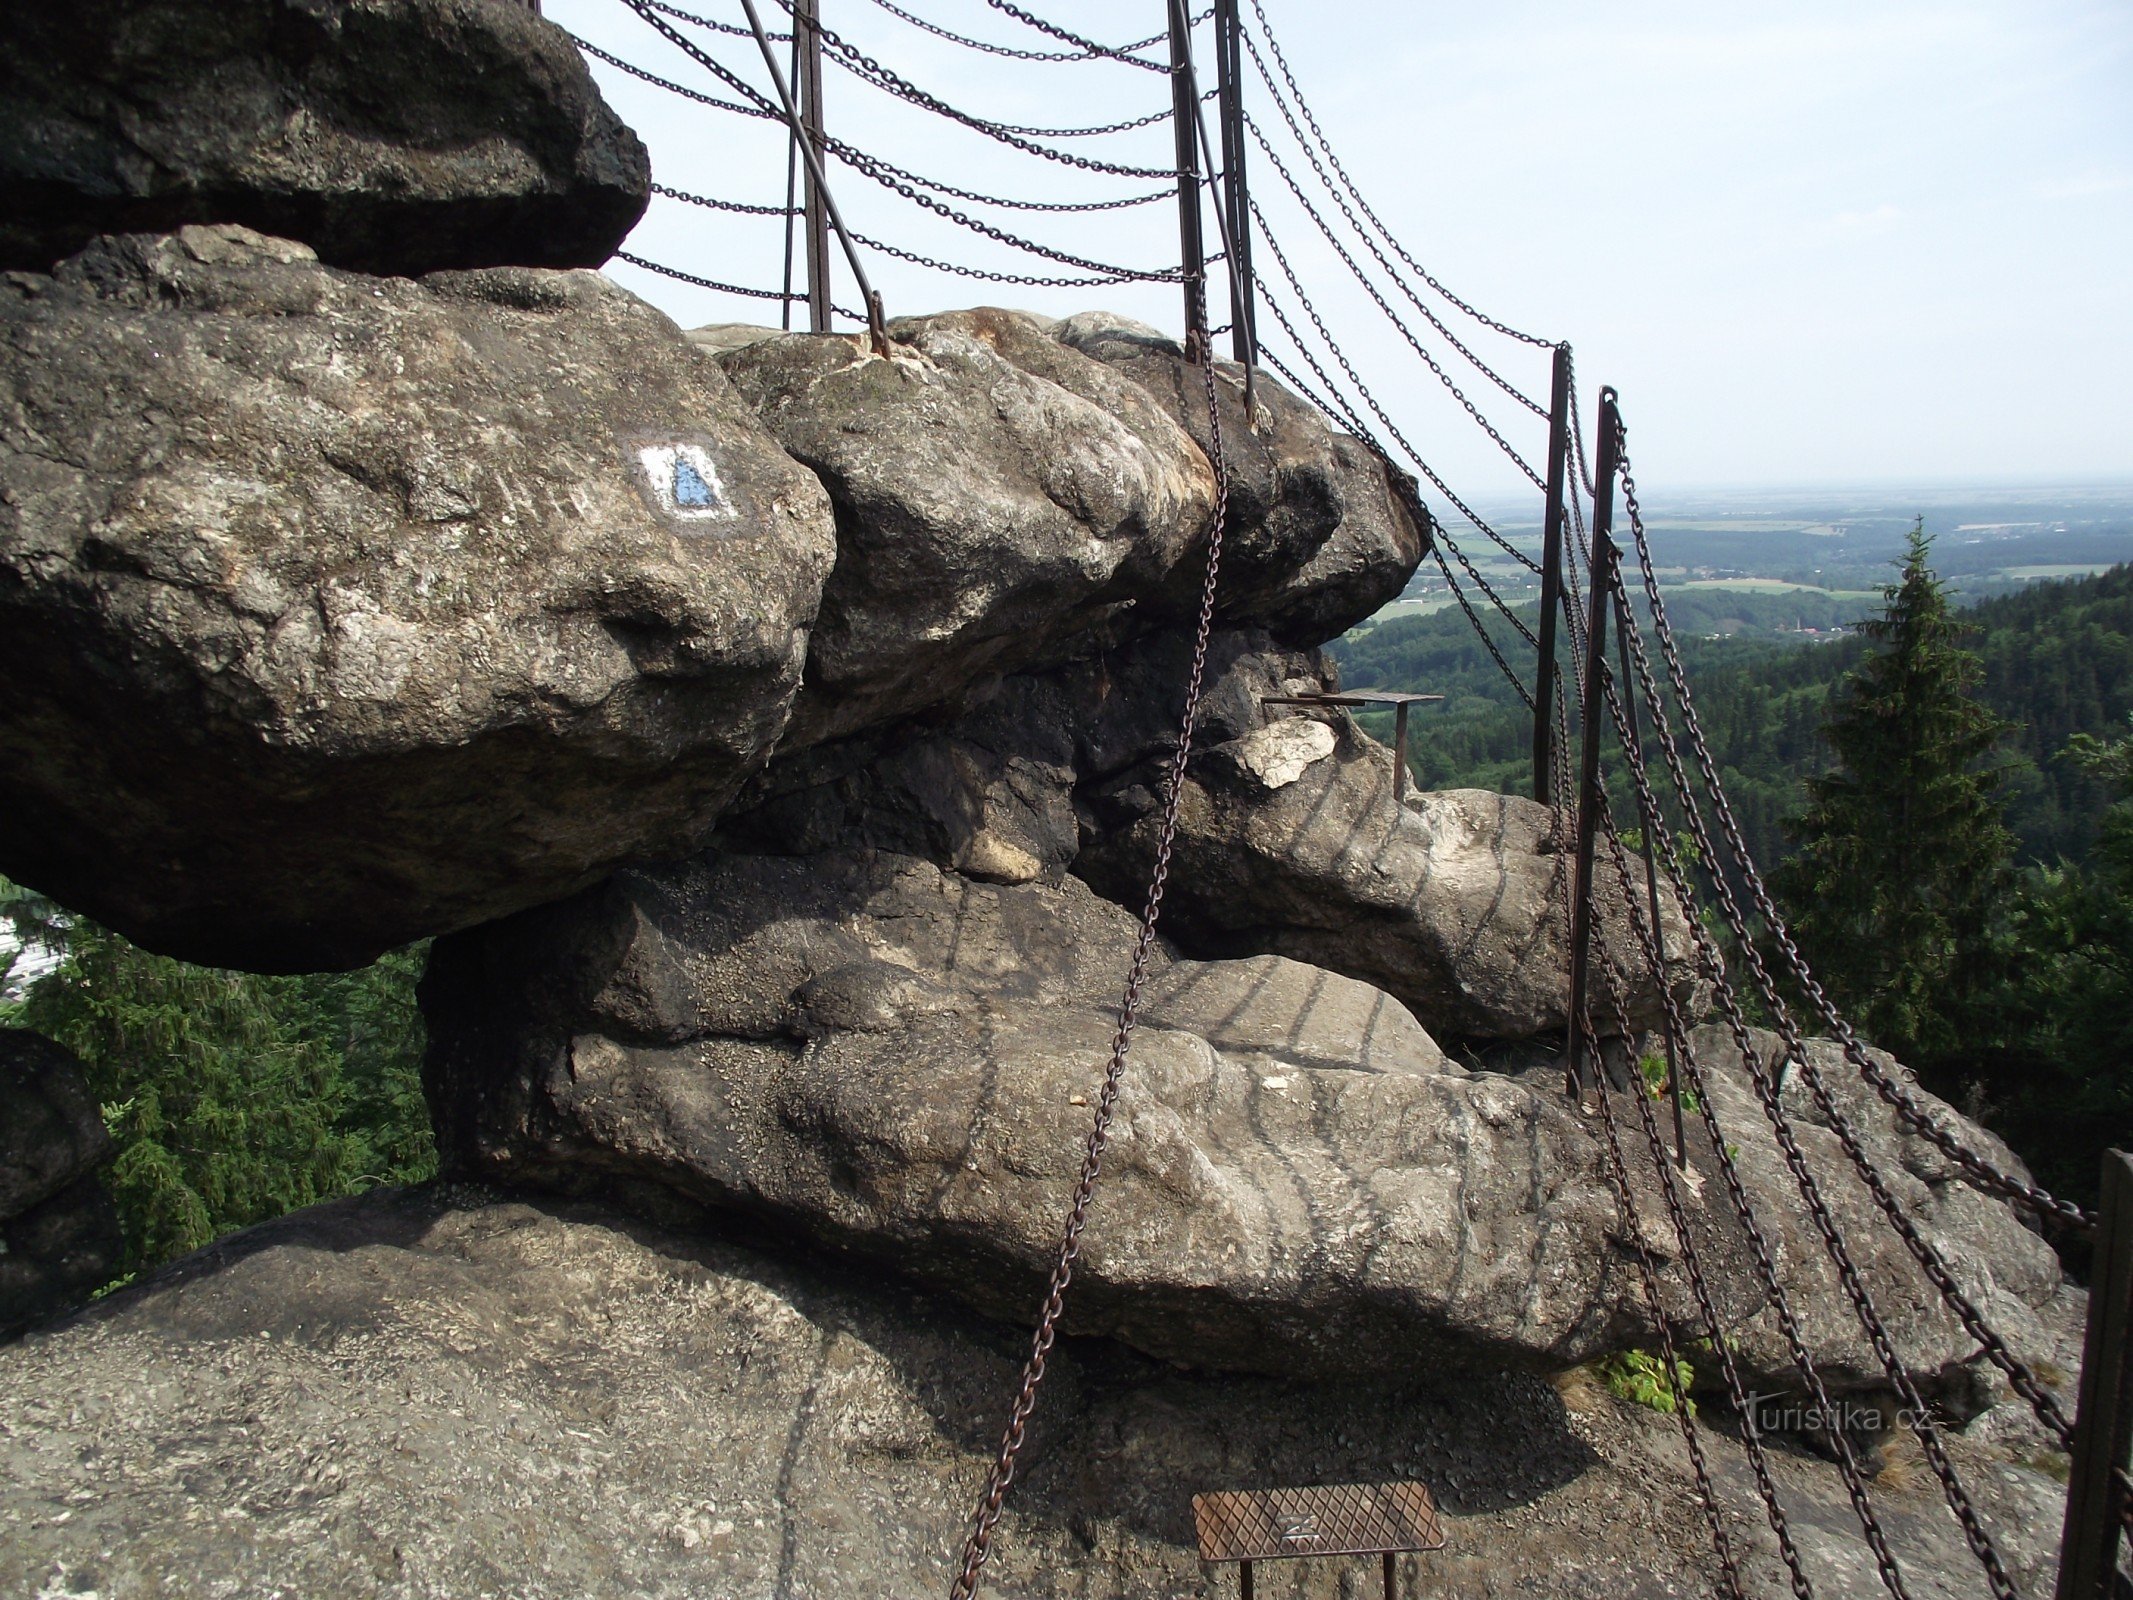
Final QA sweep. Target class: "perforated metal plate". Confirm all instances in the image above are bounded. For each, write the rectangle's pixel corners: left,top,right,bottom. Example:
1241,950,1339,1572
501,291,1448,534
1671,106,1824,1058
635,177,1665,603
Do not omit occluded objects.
1191,1481,1445,1563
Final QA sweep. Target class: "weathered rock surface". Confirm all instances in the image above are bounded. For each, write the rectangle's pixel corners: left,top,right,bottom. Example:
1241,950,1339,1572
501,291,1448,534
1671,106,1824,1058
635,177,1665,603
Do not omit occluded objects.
1660,1023,2068,1399
0,0,649,275
715,309,1217,746
422,847,1609,1376
1052,311,1430,644
1,1030,122,1338
0,226,837,971
0,1186,2073,1599
422,788,2062,1395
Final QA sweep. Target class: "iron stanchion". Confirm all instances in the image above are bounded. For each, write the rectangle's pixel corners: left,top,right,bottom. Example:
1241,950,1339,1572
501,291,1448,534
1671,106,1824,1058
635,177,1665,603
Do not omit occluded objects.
1564,386,1621,1101
2056,1148,2133,1600
1168,0,1209,361
1532,344,1572,805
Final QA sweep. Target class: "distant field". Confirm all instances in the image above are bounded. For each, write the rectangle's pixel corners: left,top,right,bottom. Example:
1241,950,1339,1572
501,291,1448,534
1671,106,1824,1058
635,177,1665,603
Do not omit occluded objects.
2002,563,2122,580
1678,578,1881,600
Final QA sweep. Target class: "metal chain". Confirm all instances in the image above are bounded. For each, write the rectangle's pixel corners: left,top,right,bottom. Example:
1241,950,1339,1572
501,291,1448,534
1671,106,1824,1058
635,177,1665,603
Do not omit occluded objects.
1240,0,1554,348
568,28,777,120
1237,29,1547,418
832,47,1180,138
586,40,1179,213
1244,115,1548,488
1613,451,2092,1234
833,142,1187,279
862,0,1210,64
1582,848,1822,1600
1597,599,2024,1600
645,0,790,41
847,226,1178,288
654,180,788,216
1592,654,1930,1600
834,143,1176,212
1601,455,2077,1458
1252,340,1536,714
975,0,1178,70
945,282,1234,1600
772,0,1181,176
1572,970,1750,1599
617,251,868,321
1250,225,1542,585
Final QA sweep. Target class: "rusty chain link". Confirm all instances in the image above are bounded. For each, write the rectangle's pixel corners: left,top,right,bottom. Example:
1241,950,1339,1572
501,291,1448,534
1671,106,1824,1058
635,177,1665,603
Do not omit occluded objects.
1244,117,1547,488
1590,647,1931,1600
1237,29,1547,419
1613,447,2091,1235
976,0,1179,70
771,0,1180,176
861,0,1209,64
1250,224,1542,583
1240,0,1554,348
1597,424,2074,1459
1250,323,1535,713
945,276,1234,1600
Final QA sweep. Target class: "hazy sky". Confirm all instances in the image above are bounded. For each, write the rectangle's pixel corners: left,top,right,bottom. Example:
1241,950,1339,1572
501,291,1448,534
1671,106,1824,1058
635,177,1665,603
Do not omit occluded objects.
557,0,2133,499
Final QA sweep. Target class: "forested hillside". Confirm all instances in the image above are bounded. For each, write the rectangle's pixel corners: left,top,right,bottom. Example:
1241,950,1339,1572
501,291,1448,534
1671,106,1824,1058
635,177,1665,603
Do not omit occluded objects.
1328,564,2133,870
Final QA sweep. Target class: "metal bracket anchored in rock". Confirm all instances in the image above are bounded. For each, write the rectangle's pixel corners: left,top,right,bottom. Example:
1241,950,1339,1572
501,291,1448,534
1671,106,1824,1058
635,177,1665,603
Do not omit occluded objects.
1260,690,1443,800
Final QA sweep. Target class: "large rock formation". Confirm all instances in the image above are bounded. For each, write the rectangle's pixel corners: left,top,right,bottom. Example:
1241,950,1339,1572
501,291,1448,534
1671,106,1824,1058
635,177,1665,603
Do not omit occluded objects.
0,0,650,275
0,1186,2075,1599
1053,311,1428,642
1,1030,122,1339
422,633,2063,1393
0,225,838,971
714,309,1217,746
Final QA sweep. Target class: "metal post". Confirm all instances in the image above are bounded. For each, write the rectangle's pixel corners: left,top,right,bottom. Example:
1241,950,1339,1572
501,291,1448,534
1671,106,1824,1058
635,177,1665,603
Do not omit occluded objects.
1240,1559,1253,1600
1564,388,1621,1100
1612,584,1685,1166
737,0,888,355
792,0,830,333
1213,0,1256,379
1532,344,1572,806
1168,0,1209,362
1383,1550,1398,1599
778,12,802,330
1393,700,1411,802
2056,1149,2133,1600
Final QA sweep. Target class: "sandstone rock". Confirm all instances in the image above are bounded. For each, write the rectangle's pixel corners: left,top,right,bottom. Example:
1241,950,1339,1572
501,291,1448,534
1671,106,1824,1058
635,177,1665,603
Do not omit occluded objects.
722,626,1697,1042
422,848,1641,1377
1,1030,122,1338
2,1186,2069,1599
715,308,1215,746
1052,311,1429,643
1075,677,1705,1041
0,226,837,971
1661,1022,2068,1395
421,821,2060,1397
0,0,649,275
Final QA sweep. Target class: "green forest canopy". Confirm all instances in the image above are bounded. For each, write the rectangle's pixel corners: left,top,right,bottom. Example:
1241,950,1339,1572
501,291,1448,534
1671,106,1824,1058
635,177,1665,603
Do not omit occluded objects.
1327,563,2133,870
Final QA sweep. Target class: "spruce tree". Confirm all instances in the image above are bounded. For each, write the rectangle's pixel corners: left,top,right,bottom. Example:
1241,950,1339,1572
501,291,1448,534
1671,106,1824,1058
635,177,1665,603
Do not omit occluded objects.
1773,521,2014,1059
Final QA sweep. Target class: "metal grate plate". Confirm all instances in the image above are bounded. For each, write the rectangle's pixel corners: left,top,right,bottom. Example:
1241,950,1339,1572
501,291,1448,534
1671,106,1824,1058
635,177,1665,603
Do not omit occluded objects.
1192,1481,1445,1563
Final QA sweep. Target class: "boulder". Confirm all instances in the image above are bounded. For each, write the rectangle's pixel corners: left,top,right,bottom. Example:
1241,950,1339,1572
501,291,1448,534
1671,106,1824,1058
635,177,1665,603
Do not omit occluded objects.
0,226,837,971
421,813,2061,1395
1065,647,1704,1040
422,847,1643,1377
1656,1022,2068,1398
1052,311,1429,643
1,1030,122,1338
0,0,649,275
714,309,1215,746
0,1186,2073,1599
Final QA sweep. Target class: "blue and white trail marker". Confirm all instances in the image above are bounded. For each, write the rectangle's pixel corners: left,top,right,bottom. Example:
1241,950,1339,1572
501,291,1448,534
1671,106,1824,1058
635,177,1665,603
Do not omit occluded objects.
633,441,734,523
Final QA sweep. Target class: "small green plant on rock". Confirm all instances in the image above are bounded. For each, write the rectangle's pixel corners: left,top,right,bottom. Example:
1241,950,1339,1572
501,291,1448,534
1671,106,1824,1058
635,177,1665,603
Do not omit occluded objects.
1600,1348,1698,1417
1638,1051,1704,1115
